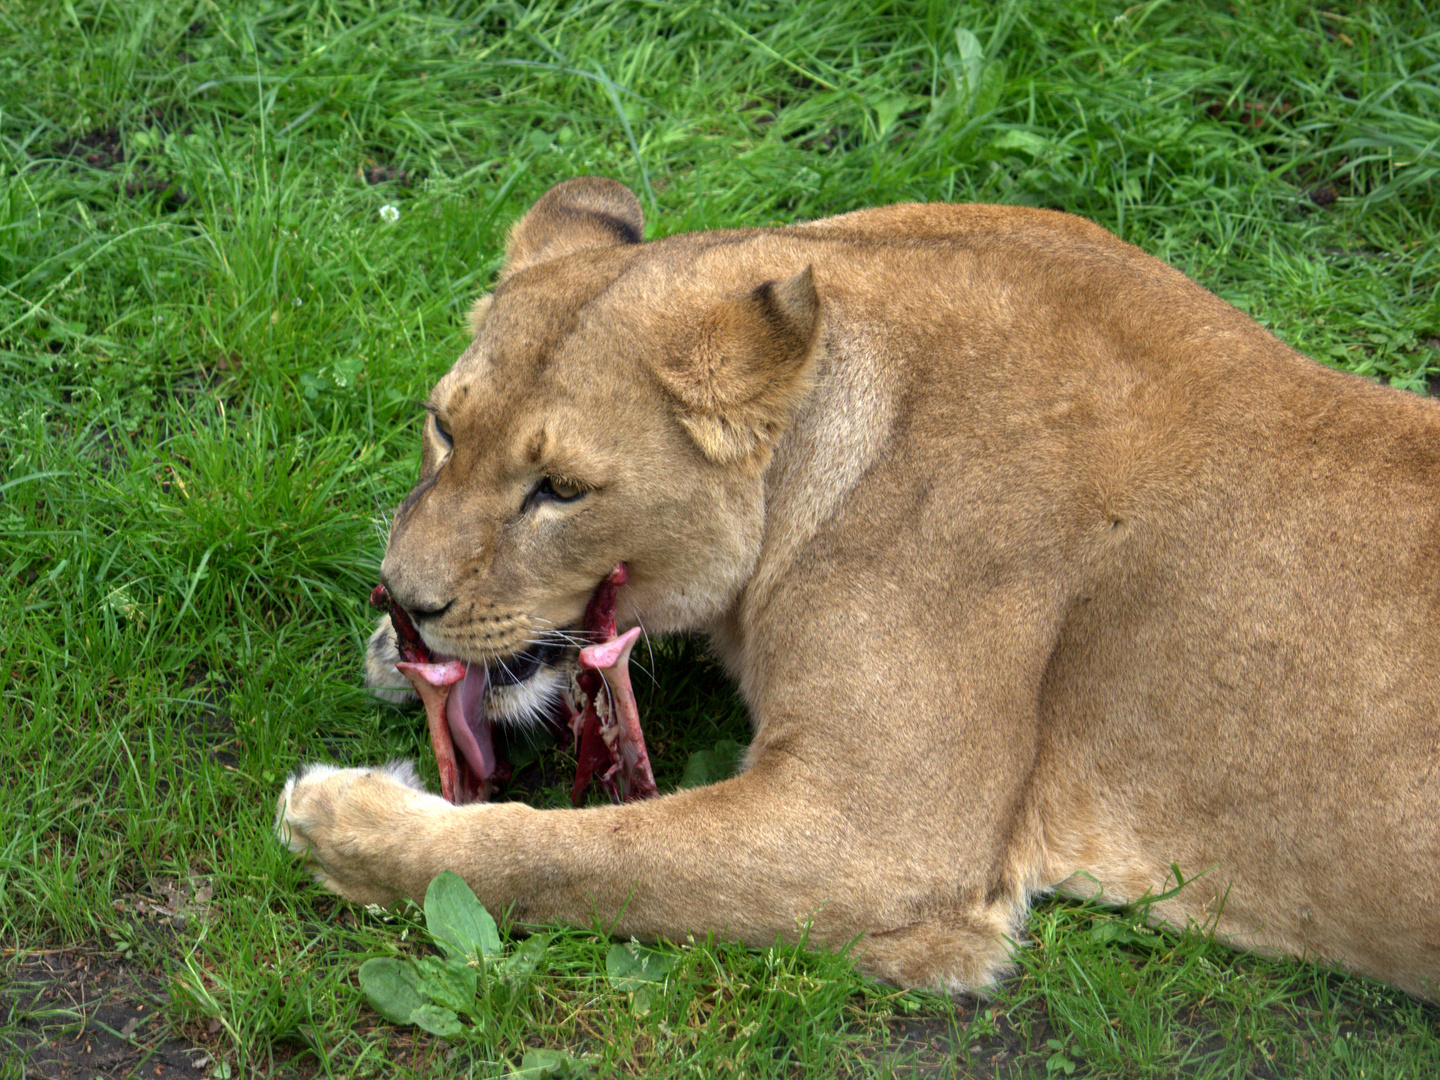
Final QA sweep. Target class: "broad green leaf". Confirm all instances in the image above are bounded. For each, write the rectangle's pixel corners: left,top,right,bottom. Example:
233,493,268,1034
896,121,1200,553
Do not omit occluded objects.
1045,1047,1077,1075
679,739,744,789
605,941,675,991
938,27,992,121
1088,918,1158,949
504,933,550,986
506,739,542,770
991,129,1049,155
424,870,502,963
416,954,478,1014
953,26,985,97
972,59,1006,118
330,355,364,388
512,1048,594,1078
410,1003,463,1038
868,93,913,139
358,957,426,1025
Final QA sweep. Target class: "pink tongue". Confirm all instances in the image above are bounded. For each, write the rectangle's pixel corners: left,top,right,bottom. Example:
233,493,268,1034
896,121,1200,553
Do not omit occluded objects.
445,663,495,780
394,658,492,804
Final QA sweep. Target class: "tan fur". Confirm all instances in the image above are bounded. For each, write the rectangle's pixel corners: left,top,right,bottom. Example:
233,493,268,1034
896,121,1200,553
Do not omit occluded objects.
279,178,1440,997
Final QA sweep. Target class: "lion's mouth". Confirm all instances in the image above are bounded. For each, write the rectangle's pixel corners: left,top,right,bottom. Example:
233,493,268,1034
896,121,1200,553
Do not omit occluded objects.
488,638,567,686
369,565,658,806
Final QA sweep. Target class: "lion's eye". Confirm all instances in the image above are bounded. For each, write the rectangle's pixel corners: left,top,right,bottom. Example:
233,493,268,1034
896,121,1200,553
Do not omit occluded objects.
534,475,586,503
432,415,453,450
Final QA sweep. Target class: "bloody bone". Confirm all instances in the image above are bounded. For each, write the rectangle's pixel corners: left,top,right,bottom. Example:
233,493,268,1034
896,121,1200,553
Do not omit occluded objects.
569,564,658,805
371,584,489,803
371,566,657,807
370,584,428,664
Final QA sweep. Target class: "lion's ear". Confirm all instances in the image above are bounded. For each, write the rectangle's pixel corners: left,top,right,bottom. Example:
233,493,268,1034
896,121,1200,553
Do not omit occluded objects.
658,266,822,469
501,177,644,281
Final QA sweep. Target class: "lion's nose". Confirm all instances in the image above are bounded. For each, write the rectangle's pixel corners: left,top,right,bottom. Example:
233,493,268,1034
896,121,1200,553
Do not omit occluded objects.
405,600,452,622
378,573,452,622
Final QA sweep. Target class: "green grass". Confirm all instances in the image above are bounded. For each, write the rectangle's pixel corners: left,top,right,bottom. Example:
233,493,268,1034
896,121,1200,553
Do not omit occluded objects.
2,0,1438,1076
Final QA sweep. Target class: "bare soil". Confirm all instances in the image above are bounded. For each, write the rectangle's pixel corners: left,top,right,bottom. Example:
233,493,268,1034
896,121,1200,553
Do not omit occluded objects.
3,949,208,1080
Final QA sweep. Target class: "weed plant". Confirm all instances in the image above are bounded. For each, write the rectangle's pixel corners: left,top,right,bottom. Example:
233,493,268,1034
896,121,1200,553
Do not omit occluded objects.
2,0,1438,1076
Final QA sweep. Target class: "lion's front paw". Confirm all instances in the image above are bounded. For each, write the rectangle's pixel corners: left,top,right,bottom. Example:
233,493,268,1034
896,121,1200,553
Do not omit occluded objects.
276,761,447,906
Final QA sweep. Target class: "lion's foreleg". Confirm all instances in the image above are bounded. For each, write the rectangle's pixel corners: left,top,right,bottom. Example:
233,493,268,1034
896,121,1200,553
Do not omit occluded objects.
276,756,1019,990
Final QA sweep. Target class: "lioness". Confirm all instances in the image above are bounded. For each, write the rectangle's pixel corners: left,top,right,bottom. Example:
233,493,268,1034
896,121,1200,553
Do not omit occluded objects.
279,177,1440,997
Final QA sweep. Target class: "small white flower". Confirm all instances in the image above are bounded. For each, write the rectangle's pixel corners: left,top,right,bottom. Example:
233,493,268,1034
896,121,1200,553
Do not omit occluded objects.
152,314,164,324
379,204,400,223
291,296,303,307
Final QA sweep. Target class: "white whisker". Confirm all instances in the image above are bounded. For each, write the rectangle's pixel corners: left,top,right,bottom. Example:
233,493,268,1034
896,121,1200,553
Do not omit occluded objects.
630,616,661,688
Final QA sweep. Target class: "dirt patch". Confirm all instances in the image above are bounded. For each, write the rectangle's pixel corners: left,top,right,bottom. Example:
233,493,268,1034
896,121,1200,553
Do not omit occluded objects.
2,949,209,1080
360,163,418,187
44,125,191,212
854,992,1065,1078
52,127,126,170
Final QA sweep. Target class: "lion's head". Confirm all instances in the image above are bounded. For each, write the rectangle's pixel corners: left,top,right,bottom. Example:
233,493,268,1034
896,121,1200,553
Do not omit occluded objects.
367,177,822,727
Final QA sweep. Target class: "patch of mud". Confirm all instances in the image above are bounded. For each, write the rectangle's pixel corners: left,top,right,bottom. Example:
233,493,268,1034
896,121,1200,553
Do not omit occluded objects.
53,127,125,169
857,995,1063,1078
360,163,418,187
848,977,1409,1078
2,949,209,1080
43,124,190,211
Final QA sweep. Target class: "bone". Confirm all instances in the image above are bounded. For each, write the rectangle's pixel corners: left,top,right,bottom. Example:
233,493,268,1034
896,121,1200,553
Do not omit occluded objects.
579,626,658,802
395,659,467,803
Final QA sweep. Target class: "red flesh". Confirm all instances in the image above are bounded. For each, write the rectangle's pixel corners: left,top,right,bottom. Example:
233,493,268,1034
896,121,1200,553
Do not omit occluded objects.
371,584,429,664
572,625,656,803
569,565,658,804
571,568,624,804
